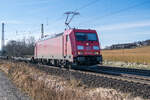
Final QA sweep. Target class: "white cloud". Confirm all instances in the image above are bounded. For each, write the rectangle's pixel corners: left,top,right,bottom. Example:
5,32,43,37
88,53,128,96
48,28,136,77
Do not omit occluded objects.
96,20,150,31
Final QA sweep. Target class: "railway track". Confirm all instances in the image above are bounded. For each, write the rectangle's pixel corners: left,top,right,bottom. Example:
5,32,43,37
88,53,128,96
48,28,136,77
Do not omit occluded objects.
71,65,150,85
98,65,150,76
31,64,150,99
1,57,150,99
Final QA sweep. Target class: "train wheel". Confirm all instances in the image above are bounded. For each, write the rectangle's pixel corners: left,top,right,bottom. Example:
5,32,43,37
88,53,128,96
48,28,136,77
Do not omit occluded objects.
31,57,36,64
59,60,64,68
47,59,52,66
66,61,72,70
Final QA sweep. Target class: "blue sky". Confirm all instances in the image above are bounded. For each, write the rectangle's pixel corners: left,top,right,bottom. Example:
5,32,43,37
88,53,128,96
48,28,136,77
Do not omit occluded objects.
0,0,150,48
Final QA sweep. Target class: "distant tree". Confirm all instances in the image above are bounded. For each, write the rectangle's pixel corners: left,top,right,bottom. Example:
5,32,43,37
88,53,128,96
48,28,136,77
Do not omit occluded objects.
5,36,35,57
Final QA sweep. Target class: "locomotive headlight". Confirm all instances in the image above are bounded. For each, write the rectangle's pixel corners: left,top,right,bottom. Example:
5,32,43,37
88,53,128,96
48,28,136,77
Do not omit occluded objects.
94,52,99,55
93,46,99,50
77,45,84,50
78,51,83,55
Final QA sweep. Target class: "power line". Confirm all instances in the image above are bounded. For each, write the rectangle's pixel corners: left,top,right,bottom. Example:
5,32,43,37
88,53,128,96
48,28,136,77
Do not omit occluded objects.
44,0,101,29
75,0,100,11
79,0,150,27
56,0,101,29
98,1,149,19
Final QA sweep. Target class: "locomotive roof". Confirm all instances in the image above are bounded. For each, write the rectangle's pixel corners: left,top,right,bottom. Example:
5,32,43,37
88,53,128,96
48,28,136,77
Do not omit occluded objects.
38,28,96,42
39,32,64,41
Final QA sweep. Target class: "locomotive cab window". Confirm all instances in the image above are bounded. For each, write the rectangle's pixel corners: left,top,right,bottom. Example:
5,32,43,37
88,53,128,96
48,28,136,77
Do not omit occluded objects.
75,32,98,41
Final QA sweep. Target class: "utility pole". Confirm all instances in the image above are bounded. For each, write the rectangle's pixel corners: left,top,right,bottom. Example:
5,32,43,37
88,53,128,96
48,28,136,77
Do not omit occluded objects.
41,24,44,38
1,23,5,54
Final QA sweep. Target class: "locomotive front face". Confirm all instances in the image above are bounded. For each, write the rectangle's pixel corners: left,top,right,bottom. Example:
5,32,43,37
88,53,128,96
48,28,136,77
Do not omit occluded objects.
74,31,103,65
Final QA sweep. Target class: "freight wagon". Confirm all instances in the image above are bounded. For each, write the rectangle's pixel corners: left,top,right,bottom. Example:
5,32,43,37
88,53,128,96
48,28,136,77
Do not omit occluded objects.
33,28,102,67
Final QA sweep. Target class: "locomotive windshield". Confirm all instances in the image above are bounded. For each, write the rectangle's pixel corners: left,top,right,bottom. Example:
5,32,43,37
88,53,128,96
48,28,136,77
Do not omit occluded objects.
75,32,98,41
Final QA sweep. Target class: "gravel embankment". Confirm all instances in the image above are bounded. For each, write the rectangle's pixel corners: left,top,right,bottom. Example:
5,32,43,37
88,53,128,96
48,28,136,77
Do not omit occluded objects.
0,70,31,100
34,64,150,99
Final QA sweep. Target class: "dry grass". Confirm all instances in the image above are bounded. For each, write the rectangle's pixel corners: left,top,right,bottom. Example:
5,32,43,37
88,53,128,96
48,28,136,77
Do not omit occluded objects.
102,46,150,65
0,61,87,100
0,60,142,100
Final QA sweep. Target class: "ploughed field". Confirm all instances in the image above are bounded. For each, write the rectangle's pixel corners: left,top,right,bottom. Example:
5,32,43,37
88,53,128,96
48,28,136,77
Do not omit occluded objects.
102,46,150,64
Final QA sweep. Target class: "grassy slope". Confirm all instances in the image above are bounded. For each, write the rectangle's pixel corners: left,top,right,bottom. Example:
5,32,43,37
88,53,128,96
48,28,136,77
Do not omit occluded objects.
102,46,150,64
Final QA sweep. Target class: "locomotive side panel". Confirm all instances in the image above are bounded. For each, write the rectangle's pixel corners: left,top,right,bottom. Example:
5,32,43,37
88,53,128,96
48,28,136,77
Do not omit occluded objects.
35,36,64,59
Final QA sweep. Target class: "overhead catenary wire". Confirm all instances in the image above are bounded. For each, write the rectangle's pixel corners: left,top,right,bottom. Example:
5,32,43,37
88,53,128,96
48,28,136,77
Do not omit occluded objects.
97,0,149,20
62,0,101,29
41,0,101,30
48,0,101,30
79,0,150,26
75,0,101,11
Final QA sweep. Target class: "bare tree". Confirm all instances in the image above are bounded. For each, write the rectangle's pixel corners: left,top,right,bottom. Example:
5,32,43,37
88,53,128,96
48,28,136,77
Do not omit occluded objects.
5,36,35,57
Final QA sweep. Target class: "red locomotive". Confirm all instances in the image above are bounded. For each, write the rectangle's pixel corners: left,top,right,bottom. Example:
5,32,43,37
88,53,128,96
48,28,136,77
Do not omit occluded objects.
34,28,102,67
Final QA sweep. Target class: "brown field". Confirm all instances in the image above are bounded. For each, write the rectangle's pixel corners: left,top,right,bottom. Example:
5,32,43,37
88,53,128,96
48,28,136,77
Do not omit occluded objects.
102,46,150,65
